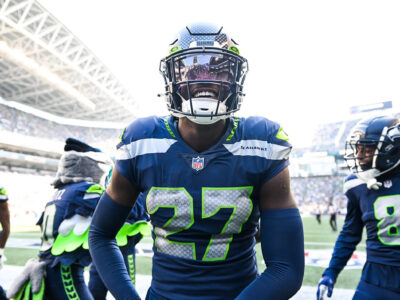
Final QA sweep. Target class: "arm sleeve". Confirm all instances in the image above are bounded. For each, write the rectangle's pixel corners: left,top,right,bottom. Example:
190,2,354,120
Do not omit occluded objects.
323,193,363,281
236,208,304,300
88,192,141,300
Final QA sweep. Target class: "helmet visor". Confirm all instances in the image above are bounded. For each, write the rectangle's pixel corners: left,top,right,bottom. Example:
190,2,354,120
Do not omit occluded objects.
172,52,239,101
174,52,237,83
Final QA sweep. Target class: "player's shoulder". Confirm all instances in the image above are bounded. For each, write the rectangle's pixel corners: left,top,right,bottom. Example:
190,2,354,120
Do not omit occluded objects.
343,173,365,193
119,115,169,144
235,116,290,144
64,181,103,195
0,186,8,202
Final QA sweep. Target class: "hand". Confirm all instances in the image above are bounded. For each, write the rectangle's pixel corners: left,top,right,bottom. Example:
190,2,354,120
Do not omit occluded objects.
6,258,47,299
316,275,334,300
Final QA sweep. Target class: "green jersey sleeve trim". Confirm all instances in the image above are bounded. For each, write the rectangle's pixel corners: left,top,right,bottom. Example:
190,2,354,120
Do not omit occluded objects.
119,128,126,142
276,126,289,142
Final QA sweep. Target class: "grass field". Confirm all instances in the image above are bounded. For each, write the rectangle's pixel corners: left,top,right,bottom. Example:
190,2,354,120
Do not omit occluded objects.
4,215,366,291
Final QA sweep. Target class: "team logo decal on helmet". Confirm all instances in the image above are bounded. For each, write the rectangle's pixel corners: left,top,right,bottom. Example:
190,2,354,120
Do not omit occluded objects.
159,22,249,124
344,115,400,188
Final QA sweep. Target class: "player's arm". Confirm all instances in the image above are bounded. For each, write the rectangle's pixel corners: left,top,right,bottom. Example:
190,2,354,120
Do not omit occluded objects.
89,168,141,300
323,193,363,280
236,167,304,300
0,201,10,249
316,191,362,299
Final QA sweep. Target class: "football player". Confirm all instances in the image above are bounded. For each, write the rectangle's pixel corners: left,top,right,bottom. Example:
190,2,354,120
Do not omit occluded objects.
317,116,400,299
0,186,10,300
7,138,112,300
89,22,304,300
327,202,337,232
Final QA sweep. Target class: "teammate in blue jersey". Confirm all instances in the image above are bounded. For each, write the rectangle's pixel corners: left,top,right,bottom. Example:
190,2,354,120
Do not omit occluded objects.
0,186,10,300
7,138,112,300
89,22,304,300
88,168,150,300
317,116,400,300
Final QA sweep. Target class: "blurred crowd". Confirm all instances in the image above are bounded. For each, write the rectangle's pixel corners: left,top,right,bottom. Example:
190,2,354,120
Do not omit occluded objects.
0,104,122,154
291,175,348,216
310,112,400,153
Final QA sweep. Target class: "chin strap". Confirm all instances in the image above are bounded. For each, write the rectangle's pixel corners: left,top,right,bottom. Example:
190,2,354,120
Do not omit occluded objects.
356,169,382,190
179,98,229,125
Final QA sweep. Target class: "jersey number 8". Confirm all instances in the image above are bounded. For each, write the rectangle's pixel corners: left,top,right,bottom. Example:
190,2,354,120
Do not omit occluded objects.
374,195,400,245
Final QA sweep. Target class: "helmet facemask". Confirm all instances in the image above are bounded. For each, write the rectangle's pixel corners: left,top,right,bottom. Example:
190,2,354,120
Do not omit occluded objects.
159,24,248,125
344,121,400,182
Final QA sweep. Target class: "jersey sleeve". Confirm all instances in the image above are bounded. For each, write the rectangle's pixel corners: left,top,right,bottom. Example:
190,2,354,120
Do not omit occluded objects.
323,176,364,281
260,121,292,185
115,127,135,184
114,116,162,190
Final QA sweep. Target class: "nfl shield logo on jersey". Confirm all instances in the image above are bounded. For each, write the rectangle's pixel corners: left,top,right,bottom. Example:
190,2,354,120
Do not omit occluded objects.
192,156,204,171
383,180,392,188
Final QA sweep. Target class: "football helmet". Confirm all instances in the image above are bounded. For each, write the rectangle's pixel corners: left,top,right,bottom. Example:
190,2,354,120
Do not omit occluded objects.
344,116,400,183
159,22,249,124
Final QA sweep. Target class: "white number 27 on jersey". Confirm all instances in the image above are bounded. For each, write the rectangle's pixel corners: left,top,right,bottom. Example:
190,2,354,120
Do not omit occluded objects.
146,186,253,261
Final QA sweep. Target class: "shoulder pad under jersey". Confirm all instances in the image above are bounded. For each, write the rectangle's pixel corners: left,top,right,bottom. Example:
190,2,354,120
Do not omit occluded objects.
343,174,365,194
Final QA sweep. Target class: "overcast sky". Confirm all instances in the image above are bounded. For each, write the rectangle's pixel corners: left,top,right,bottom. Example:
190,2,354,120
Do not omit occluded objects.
38,0,400,147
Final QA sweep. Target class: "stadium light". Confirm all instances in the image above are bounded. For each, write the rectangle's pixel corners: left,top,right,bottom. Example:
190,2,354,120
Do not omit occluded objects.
0,40,96,110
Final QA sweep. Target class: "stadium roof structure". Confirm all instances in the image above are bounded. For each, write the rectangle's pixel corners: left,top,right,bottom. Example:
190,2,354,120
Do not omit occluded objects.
0,0,138,122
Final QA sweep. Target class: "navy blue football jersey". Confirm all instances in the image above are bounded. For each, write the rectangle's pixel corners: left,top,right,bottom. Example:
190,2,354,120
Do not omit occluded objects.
115,115,291,300
125,193,150,224
343,174,400,266
324,173,400,291
37,181,102,267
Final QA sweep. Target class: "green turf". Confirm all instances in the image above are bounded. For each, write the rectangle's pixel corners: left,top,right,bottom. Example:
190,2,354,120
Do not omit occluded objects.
5,247,40,266
5,215,367,290
136,255,153,274
10,231,41,239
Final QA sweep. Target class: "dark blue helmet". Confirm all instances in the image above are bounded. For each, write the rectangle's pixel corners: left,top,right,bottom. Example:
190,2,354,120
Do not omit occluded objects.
159,22,249,125
344,115,400,177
